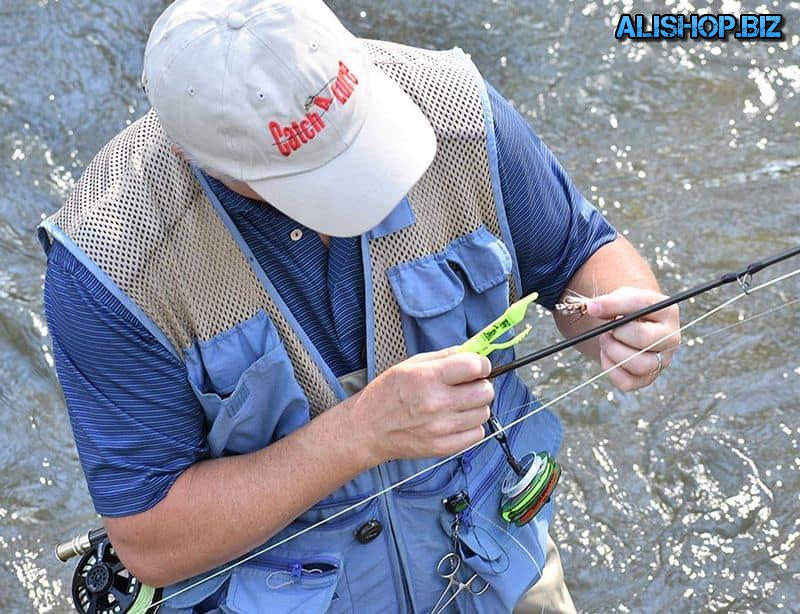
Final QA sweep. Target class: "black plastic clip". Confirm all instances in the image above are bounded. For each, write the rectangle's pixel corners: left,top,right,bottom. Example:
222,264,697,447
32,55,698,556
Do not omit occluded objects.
442,490,471,515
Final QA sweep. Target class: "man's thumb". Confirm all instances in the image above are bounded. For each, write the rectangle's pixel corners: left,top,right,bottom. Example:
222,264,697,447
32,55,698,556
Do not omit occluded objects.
586,287,633,318
586,297,609,318
586,287,660,318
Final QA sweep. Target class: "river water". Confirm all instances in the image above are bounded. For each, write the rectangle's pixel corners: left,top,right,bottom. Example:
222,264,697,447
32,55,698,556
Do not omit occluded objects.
1,0,798,612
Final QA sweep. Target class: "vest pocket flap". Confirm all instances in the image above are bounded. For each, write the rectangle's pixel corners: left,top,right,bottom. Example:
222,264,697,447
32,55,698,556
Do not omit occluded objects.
387,256,464,317
447,226,513,294
445,510,548,613
185,310,281,398
185,311,311,457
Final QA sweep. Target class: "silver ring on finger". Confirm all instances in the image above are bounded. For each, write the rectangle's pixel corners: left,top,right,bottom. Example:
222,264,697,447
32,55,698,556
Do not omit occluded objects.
649,351,664,377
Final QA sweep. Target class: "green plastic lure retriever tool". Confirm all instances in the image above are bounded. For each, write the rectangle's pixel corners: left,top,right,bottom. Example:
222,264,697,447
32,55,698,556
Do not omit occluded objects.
459,292,561,526
459,292,538,357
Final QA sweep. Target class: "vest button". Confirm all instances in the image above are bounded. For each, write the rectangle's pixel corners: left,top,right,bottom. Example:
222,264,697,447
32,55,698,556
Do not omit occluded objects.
354,519,382,544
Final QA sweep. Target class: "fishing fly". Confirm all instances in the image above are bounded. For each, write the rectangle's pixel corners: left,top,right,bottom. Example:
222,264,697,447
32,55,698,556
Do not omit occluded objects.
53,245,800,614
553,288,593,319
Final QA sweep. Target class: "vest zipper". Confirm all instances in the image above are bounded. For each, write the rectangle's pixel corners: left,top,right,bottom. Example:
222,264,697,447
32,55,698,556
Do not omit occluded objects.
372,463,416,612
249,555,339,575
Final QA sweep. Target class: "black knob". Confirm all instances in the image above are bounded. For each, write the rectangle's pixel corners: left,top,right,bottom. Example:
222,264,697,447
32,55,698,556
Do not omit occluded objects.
354,519,382,544
85,563,112,593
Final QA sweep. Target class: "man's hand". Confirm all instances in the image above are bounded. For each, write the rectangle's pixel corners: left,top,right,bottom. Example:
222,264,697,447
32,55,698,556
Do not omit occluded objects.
586,287,681,391
352,348,494,464
552,236,681,391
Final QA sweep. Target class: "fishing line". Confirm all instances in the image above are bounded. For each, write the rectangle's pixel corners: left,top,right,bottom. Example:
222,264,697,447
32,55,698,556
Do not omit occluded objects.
469,506,541,573
491,294,800,424
489,244,800,378
678,296,800,347
492,266,800,428
146,265,800,611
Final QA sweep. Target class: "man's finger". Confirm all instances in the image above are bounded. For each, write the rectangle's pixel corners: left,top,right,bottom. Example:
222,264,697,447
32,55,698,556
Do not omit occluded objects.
602,335,661,377
406,346,461,364
436,426,486,456
436,352,492,385
587,287,668,320
442,405,492,434
600,348,652,392
611,320,680,353
446,380,495,410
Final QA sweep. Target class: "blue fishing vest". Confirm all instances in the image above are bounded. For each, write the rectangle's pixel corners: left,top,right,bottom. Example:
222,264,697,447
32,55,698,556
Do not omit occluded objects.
39,39,562,613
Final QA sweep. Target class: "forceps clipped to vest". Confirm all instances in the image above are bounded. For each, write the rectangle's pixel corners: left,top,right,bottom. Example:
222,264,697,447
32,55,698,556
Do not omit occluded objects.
430,551,490,614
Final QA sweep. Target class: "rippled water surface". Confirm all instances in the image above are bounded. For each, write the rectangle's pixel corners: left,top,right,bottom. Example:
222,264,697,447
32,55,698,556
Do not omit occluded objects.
2,0,799,611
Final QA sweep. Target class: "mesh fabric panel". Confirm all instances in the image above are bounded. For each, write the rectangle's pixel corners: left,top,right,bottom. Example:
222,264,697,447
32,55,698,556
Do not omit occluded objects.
47,112,338,416
364,40,518,374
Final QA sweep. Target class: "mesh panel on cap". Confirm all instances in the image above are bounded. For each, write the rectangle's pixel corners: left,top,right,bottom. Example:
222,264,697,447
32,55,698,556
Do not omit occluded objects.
47,112,338,416
363,40,518,374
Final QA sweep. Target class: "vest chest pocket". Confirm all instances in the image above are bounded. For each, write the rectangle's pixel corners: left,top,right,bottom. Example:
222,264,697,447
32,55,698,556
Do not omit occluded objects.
386,226,515,355
184,310,311,457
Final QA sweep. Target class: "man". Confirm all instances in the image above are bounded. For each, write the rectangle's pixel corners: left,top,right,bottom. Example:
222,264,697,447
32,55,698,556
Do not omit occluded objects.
40,0,679,612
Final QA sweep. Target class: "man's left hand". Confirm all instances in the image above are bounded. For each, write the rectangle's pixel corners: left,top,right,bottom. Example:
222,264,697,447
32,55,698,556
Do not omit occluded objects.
586,287,681,391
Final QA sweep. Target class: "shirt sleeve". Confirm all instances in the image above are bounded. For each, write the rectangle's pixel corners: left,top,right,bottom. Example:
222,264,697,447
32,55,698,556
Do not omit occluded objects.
43,241,208,517
488,83,618,309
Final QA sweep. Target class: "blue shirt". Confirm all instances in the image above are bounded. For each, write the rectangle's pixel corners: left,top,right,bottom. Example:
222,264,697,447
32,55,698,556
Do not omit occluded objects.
43,85,616,517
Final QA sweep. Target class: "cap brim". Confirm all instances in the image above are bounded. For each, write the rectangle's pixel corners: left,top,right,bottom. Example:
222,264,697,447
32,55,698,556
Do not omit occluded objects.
248,64,436,237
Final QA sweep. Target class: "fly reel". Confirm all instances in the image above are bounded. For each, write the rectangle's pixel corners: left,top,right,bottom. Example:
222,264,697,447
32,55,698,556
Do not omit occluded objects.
57,530,160,614
487,417,561,527
499,451,561,526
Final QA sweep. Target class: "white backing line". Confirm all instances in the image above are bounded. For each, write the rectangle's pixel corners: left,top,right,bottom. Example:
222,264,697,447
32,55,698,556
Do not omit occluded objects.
148,267,800,610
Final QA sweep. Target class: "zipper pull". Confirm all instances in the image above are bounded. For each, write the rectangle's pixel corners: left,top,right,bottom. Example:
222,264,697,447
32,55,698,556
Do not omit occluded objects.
443,490,471,515
291,563,303,580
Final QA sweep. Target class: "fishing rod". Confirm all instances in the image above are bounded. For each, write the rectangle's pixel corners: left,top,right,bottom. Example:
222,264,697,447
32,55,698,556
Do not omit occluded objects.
490,243,800,378
53,244,800,613
475,244,800,527
435,244,800,537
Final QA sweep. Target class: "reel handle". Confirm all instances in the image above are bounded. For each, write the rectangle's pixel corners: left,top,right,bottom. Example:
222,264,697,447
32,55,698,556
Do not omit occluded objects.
55,527,107,562
487,416,525,475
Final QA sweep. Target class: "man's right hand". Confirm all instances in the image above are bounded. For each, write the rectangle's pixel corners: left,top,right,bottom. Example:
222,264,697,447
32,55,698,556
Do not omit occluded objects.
105,347,494,586
351,348,494,464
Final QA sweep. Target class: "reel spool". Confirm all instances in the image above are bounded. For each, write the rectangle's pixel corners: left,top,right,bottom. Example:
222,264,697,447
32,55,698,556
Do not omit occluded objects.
500,451,561,526
71,537,160,614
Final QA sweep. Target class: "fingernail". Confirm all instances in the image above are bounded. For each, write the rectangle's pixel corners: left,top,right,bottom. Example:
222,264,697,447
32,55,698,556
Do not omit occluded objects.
587,301,602,317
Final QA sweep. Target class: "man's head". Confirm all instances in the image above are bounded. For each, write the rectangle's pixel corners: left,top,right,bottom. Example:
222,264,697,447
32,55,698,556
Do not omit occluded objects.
142,0,436,236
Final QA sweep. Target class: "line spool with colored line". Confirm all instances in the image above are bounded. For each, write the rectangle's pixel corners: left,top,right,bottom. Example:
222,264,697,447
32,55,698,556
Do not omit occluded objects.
500,451,561,526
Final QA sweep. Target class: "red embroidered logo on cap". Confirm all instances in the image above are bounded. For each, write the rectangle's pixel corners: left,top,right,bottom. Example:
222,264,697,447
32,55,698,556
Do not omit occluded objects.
269,61,359,158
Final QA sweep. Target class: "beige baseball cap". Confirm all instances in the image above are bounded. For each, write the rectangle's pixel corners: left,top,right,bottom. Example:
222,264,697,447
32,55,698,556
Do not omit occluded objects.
142,0,436,236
